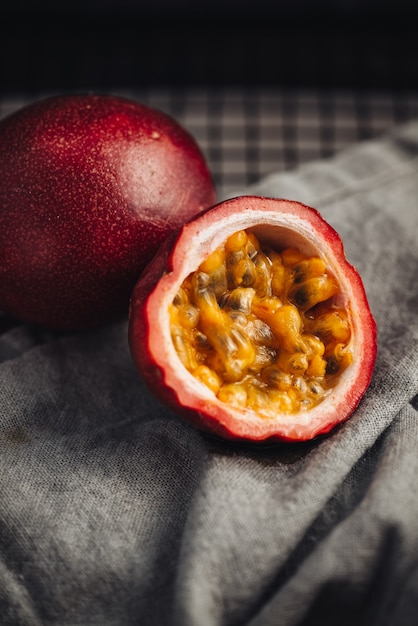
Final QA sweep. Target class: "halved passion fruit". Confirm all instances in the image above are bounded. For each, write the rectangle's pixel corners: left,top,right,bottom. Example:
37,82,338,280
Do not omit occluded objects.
129,196,377,443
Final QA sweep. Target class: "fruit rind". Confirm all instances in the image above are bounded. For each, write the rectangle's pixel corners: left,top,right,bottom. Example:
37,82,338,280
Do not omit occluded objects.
0,94,216,330
129,196,377,443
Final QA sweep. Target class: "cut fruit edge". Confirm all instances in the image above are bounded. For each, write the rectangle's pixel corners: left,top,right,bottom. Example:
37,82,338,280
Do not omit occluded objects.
129,196,377,442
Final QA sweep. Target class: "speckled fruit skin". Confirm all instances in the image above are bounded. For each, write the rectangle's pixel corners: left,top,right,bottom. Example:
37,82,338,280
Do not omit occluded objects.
0,94,216,330
129,196,377,444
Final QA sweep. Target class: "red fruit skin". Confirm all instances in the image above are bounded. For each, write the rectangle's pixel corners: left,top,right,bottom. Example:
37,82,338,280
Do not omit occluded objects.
0,94,216,330
129,196,377,444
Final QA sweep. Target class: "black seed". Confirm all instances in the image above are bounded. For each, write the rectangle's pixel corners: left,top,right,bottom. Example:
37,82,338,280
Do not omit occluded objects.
291,286,310,308
326,357,340,375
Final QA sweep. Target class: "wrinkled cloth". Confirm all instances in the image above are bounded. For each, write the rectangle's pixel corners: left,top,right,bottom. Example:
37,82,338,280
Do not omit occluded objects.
1,121,418,626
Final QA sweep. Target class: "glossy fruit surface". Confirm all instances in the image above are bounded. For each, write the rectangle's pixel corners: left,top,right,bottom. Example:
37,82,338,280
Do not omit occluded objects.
129,196,377,443
0,94,216,330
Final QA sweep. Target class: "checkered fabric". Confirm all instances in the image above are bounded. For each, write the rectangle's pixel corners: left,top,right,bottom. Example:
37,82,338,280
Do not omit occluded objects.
1,87,417,200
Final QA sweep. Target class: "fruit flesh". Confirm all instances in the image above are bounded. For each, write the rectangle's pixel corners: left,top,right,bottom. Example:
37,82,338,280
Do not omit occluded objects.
129,196,377,442
169,229,353,419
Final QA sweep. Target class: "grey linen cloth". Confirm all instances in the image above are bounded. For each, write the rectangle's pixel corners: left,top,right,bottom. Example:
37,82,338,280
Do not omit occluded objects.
1,121,418,626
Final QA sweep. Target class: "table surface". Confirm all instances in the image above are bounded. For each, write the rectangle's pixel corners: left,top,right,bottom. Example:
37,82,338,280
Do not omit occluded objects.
1,87,418,201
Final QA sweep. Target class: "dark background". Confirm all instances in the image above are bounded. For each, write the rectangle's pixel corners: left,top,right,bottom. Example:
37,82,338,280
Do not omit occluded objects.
1,0,418,94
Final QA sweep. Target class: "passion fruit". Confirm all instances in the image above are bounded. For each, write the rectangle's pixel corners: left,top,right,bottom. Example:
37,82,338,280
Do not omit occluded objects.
129,196,377,443
0,94,216,330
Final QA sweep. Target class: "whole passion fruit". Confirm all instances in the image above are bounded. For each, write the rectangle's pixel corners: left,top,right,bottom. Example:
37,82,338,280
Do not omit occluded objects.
129,196,377,443
0,94,216,330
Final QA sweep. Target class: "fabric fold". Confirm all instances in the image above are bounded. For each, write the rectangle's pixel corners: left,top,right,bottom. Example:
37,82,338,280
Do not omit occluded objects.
1,121,417,625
